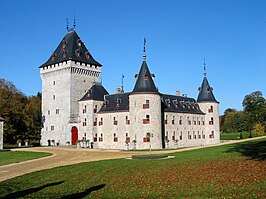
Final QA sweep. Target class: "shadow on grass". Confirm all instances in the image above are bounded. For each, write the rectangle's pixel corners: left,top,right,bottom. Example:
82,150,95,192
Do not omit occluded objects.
1,181,64,199
227,140,266,161
60,184,106,199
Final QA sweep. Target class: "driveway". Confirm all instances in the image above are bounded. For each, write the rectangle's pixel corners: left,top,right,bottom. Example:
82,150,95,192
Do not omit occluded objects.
0,136,265,182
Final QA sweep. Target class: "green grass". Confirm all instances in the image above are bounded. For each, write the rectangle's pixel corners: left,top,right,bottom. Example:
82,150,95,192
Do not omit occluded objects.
0,139,265,198
132,154,168,160
0,151,52,166
220,132,258,140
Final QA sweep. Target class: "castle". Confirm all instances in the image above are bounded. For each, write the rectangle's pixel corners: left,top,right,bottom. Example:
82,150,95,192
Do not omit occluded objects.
40,28,220,149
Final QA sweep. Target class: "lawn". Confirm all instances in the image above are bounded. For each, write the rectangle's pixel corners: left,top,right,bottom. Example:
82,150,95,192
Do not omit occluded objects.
0,151,51,166
0,139,265,198
220,132,263,140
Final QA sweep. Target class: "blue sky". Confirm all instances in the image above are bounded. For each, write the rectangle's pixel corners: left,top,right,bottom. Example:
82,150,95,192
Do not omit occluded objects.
0,0,265,114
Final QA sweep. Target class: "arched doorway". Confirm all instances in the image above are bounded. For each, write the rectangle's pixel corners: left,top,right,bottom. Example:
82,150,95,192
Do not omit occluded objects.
71,126,78,145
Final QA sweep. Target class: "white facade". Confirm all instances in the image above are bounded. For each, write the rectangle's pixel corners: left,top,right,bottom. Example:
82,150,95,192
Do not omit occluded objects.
40,60,101,146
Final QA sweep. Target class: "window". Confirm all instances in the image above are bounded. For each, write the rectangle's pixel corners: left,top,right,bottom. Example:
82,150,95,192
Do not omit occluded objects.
83,118,87,126
143,132,151,142
53,95,56,100
172,131,176,140
99,118,103,126
99,133,103,142
114,133,118,142
56,108,59,114
165,115,168,124
62,40,67,48
114,117,118,125
94,118,97,126
187,117,191,125
202,131,205,139
180,131,183,140
94,105,97,113
165,131,169,141
198,131,201,139
210,131,214,138
126,116,130,125
53,81,56,85
143,99,150,109
48,110,50,115
83,105,87,113
51,53,56,61
62,50,68,57
193,131,196,139
75,49,81,57
94,133,98,142
143,115,150,124
193,117,196,125
51,126,54,131
209,117,214,125
208,106,214,113
126,133,130,142
172,116,175,125
179,116,182,125
188,131,191,139
116,99,121,107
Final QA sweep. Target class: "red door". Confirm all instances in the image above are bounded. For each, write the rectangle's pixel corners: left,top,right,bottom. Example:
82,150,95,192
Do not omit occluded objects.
71,126,78,145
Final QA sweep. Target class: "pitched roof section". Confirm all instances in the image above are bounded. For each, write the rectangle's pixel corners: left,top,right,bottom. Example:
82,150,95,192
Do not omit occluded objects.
98,93,130,113
162,94,204,114
80,83,108,101
132,61,158,93
40,30,102,68
197,77,218,103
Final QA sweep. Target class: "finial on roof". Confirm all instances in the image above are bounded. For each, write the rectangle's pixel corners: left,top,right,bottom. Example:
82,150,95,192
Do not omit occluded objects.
73,16,76,30
204,58,207,77
66,18,69,32
121,74,125,93
143,37,146,61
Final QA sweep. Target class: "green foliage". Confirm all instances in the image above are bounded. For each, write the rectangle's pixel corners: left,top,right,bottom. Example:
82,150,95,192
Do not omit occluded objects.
221,91,266,133
0,139,265,198
253,123,265,137
0,78,42,144
0,151,51,166
220,132,251,140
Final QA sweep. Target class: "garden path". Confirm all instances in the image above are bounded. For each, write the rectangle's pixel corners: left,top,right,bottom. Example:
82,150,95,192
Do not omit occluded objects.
0,136,265,182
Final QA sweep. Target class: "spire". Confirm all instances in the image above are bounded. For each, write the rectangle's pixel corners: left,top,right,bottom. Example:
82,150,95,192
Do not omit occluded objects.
143,37,146,61
66,18,69,32
204,58,207,77
197,61,218,103
121,74,124,93
73,16,76,30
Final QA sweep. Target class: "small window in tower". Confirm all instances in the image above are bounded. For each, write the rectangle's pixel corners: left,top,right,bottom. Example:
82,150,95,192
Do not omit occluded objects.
77,39,82,46
62,50,68,57
53,95,55,100
51,53,56,61
53,81,56,85
75,49,81,57
144,74,148,80
62,40,67,48
85,52,91,59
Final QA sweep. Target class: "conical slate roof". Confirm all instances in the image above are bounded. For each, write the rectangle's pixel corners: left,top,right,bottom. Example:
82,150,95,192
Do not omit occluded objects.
40,30,101,68
80,83,108,101
132,61,158,93
197,77,218,103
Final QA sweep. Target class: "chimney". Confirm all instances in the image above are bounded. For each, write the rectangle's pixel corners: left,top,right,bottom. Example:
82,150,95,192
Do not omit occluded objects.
116,88,121,94
176,90,180,96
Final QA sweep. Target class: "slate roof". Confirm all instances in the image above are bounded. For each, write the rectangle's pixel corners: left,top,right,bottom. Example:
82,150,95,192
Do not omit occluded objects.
80,83,109,101
162,94,205,114
40,30,102,68
98,93,130,113
132,61,158,93
197,77,218,103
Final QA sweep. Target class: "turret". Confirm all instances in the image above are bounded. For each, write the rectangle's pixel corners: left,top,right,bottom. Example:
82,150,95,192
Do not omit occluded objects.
129,39,162,149
197,60,220,144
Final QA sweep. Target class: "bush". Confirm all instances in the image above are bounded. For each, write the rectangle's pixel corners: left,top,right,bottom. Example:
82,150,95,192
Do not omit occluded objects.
253,123,265,137
132,154,168,160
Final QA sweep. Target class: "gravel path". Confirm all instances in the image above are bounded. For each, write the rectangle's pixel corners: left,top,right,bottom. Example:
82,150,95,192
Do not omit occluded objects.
0,136,265,182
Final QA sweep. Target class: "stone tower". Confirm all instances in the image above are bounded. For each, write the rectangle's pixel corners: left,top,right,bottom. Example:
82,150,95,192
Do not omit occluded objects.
129,50,162,149
40,28,102,146
197,62,220,144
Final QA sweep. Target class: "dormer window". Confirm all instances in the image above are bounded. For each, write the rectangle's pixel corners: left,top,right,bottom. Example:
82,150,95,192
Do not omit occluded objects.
77,39,82,46
75,49,81,57
51,53,56,61
62,40,67,48
116,98,121,107
62,50,68,57
85,52,91,59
